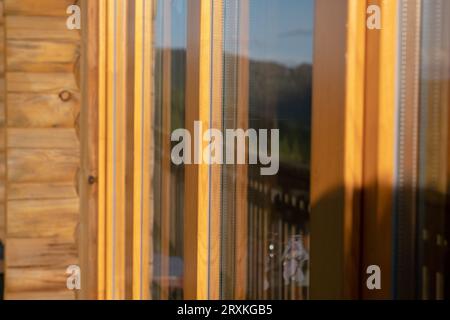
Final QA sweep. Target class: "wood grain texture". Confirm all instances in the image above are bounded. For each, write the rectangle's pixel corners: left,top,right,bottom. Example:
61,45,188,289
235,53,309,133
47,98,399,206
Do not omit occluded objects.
310,0,366,299
184,0,212,300
4,0,76,17
8,128,79,149
131,0,153,300
7,93,79,128
4,0,80,300
0,0,5,244
7,40,79,72
234,0,249,300
6,16,80,41
7,72,78,93
7,198,78,239
8,182,77,200
362,0,398,300
8,148,79,183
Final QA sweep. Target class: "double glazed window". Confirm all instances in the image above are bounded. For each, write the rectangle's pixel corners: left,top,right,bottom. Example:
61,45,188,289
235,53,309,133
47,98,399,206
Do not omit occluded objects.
219,0,314,300
79,0,450,300
151,0,314,300
395,0,450,299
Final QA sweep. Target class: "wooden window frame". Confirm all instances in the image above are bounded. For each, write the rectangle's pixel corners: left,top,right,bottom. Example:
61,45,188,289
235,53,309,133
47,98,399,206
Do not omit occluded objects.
80,0,153,300
311,0,398,300
80,0,400,300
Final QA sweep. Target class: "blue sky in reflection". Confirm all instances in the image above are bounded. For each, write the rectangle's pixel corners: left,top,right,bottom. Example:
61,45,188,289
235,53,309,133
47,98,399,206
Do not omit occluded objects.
156,0,314,68
249,0,314,67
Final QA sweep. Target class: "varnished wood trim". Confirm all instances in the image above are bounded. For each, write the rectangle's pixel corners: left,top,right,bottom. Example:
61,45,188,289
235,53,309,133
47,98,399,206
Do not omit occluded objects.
184,0,212,300
132,0,153,300
310,0,366,299
79,0,101,300
362,0,398,299
234,0,249,300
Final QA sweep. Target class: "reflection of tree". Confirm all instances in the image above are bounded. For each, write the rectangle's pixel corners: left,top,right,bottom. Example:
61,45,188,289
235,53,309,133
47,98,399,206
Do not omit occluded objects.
154,49,186,130
155,48,313,166
249,61,312,166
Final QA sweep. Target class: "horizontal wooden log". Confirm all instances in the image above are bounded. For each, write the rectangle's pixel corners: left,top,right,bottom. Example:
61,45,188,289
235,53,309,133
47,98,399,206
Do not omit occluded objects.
6,290,75,300
6,268,76,299
7,198,78,238
6,72,78,93
4,0,76,17
7,40,79,72
3,0,81,301
6,16,80,41
7,238,76,268
8,182,77,200
8,148,79,183
7,93,79,128
8,128,79,149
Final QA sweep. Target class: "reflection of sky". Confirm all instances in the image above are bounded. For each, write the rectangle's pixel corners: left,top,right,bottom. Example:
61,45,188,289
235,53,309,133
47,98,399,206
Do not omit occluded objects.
155,0,315,67
249,0,314,67
155,0,187,49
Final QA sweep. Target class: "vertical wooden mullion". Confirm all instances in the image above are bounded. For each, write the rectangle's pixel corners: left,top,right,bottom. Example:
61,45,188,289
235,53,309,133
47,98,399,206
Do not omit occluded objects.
310,0,366,299
133,0,153,300
81,0,153,300
184,0,212,300
124,0,136,300
80,0,103,300
105,0,128,300
362,0,398,299
105,0,115,299
234,0,249,300
97,0,107,300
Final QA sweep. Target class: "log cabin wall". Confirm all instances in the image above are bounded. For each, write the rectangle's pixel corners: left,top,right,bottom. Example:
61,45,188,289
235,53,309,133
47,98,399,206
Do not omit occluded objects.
0,1,5,247
0,1,6,295
3,0,80,299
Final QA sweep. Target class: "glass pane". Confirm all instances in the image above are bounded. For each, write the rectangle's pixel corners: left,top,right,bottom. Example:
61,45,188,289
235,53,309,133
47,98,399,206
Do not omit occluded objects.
416,0,450,300
395,0,450,299
152,0,187,300
219,0,314,300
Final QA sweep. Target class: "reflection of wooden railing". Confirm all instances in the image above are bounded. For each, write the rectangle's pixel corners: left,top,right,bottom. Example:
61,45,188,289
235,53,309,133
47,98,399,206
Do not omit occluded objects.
247,162,310,300
151,151,185,300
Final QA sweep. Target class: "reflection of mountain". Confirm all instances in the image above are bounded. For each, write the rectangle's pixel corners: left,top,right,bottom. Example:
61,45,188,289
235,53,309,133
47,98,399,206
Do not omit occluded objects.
249,60,312,166
155,49,312,166
249,61,312,126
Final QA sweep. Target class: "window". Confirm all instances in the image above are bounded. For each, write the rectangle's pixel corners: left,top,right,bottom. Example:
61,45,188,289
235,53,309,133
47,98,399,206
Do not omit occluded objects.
152,0,187,300
395,0,450,299
78,0,450,301
218,0,314,300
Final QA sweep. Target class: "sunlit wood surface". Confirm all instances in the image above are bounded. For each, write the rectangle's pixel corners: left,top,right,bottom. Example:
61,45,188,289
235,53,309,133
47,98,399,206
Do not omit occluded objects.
3,0,80,300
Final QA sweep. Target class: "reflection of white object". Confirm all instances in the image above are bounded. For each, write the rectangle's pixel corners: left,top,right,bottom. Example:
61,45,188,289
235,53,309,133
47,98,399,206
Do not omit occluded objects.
282,236,309,286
